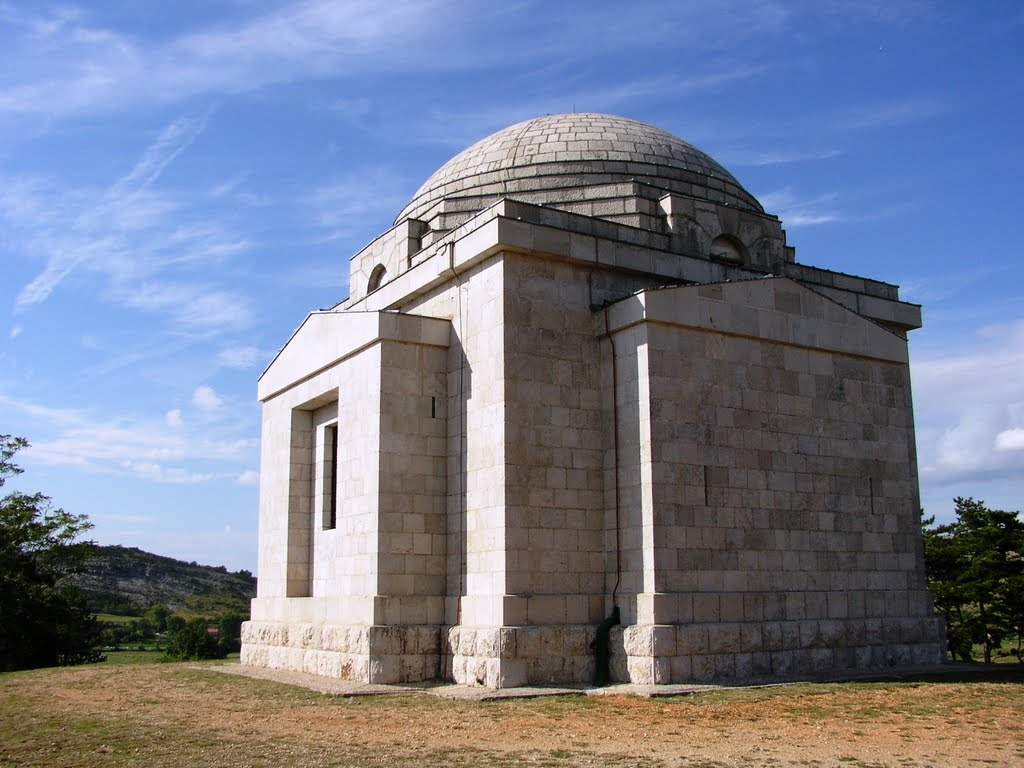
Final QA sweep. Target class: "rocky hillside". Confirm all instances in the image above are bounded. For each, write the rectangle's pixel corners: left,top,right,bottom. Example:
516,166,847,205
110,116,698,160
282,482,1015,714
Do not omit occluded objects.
74,545,256,616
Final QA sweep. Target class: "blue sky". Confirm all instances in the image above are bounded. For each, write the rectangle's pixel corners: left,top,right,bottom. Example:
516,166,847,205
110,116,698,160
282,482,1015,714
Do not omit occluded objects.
1,1,1022,573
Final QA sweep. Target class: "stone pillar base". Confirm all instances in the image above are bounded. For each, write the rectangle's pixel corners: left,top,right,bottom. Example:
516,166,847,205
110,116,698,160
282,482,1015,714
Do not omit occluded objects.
445,625,597,687
608,616,947,684
240,621,442,684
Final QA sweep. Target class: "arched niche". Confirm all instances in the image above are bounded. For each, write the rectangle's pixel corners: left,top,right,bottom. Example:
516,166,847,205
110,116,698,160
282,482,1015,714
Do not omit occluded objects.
710,234,746,263
368,264,387,292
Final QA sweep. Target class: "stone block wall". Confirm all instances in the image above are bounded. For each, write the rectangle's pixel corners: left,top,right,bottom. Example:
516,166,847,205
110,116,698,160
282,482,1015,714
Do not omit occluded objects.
502,256,606,613
376,339,448,625
400,258,512,631
601,278,944,682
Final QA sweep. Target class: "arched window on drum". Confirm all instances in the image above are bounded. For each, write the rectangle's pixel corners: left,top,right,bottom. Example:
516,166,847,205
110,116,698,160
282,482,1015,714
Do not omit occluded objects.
368,264,387,292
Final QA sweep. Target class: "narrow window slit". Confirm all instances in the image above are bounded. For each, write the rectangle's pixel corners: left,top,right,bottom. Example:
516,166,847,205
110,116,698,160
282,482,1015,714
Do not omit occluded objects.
324,424,338,530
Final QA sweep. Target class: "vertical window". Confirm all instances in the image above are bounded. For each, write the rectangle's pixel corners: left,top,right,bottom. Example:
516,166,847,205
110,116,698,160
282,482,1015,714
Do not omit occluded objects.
322,423,338,530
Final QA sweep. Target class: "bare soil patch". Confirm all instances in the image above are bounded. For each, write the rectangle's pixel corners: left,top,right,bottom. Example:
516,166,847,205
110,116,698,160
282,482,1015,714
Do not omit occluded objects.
2,662,1022,767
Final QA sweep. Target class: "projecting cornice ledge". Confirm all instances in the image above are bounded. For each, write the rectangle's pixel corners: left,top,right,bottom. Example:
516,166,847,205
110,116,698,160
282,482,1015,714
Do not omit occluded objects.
604,277,910,364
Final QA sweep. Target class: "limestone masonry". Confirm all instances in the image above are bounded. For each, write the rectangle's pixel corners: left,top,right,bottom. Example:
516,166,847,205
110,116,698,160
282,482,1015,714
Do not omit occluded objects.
241,113,945,687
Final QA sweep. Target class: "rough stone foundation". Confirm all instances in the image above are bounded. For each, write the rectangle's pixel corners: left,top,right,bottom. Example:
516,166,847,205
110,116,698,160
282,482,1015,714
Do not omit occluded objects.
241,621,443,684
244,613,944,687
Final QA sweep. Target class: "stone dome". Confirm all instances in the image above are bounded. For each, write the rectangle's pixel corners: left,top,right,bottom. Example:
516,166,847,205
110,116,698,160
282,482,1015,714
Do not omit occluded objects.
395,113,762,227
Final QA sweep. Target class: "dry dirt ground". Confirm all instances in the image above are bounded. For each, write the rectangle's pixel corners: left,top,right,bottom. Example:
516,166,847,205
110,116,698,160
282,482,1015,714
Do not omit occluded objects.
2,661,1023,768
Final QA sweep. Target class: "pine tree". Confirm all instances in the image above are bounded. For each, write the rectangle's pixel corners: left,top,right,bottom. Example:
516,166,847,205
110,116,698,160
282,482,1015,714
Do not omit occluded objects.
923,497,1024,663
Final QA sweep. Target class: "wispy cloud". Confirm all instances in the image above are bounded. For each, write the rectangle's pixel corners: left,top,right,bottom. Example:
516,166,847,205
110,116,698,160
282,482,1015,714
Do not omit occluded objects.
91,513,157,524
0,1,454,120
217,346,264,370
117,282,254,334
237,469,259,486
0,391,256,485
833,97,949,132
758,187,841,226
410,66,767,151
756,184,921,228
13,111,215,310
307,168,413,238
120,460,218,485
896,265,1009,306
0,1,789,124
720,147,845,167
2,111,255,338
109,111,211,196
697,95,951,151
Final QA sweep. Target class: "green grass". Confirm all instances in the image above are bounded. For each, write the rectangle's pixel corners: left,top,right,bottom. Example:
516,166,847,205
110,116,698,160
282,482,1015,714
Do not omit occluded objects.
973,637,1023,663
101,650,165,665
100,650,242,665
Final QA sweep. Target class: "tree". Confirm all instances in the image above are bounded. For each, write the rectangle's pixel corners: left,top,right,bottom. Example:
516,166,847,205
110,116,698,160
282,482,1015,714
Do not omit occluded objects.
145,603,169,633
163,617,227,661
0,435,104,670
923,497,1024,663
216,612,245,654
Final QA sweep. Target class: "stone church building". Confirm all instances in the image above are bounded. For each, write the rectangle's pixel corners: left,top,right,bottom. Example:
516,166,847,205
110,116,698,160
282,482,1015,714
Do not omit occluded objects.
241,113,944,687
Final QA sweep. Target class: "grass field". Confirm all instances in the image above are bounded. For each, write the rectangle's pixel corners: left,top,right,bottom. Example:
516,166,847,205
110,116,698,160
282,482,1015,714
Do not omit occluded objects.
101,649,164,665
98,650,242,664
2,661,1023,767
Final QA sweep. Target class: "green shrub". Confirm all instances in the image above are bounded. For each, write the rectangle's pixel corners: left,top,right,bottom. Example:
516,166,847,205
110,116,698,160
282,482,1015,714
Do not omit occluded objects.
163,618,226,661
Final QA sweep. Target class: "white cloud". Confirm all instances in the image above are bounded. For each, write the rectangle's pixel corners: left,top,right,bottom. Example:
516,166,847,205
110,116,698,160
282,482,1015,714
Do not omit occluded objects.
0,391,255,478
192,385,223,411
92,513,156,524
913,319,1024,489
217,346,263,369
121,460,216,484
9,325,22,340
237,469,259,486
995,428,1024,452
165,409,183,428
120,282,253,333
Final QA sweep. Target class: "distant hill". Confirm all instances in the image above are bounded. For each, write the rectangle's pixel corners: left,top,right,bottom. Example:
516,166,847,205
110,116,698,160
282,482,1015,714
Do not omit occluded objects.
73,545,256,617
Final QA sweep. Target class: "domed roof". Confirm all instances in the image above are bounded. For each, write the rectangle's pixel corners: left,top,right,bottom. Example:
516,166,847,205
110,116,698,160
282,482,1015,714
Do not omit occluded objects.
395,113,761,226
